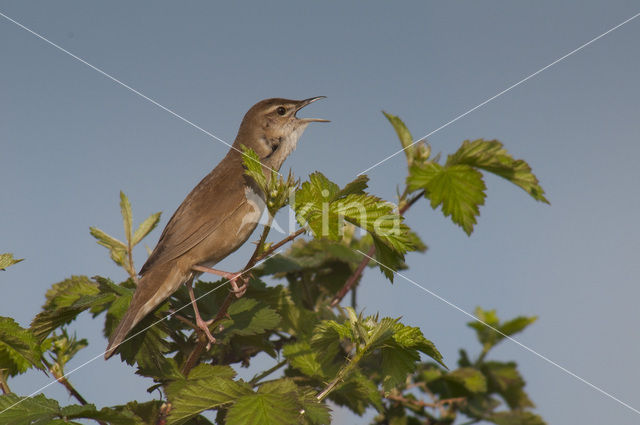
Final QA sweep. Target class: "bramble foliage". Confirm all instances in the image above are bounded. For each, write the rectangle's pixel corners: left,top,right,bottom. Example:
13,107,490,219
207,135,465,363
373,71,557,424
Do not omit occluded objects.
0,113,548,424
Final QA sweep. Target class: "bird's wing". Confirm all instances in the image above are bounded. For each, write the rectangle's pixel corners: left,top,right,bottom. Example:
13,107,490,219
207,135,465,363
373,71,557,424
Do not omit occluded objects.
140,160,248,275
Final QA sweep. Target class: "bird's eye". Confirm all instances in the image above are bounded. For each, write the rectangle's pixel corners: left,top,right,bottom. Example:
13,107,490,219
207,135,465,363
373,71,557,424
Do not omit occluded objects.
276,106,286,116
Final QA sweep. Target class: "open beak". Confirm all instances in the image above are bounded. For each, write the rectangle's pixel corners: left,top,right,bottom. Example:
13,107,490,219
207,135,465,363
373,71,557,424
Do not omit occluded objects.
295,96,330,122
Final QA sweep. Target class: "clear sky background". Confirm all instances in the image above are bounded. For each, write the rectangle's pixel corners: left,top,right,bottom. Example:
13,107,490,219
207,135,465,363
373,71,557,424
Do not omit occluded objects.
1,2,640,424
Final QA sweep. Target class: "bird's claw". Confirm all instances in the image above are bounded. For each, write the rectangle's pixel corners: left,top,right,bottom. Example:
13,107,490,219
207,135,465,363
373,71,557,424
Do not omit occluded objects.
229,275,248,298
195,316,216,349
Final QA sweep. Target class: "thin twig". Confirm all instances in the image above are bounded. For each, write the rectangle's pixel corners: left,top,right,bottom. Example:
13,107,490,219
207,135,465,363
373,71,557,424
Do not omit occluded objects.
255,228,306,262
249,359,287,386
330,190,425,307
385,393,466,409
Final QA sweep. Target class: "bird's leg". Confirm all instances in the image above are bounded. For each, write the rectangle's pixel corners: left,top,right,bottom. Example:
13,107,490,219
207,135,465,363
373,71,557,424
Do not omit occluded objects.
186,282,216,349
192,265,248,298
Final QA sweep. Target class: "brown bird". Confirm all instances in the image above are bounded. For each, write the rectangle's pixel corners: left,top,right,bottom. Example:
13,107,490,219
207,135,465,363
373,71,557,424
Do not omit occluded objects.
105,97,327,359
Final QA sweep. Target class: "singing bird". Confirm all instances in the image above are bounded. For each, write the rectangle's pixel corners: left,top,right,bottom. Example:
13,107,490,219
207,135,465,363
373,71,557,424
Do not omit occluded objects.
105,97,328,359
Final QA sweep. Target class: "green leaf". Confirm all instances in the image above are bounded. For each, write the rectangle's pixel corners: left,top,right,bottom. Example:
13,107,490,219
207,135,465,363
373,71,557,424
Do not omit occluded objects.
167,365,252,425
132,212,161,246
226,380,300,425
0,317,46,376
60,404,139,425
383,112,414,160
241,145,268,192
48,329,88,375
299,390,331,425
0,253,23,271
336,175,369,198
379,322,445,392
31,276,113,341
408,162,486,235
391,322,444,367
120,191,134,245
468,308,537,352
89,227,127,251
499,315,538,338
283,341,333,379
219,298,281,340
0,394,138,425
483,361,534,410
487,410,546,425
113,400,163,425
330,372,382,414
42,275,101,310
446,367,487,393
446,139,549,204
294,173,414,280
0,393,60,425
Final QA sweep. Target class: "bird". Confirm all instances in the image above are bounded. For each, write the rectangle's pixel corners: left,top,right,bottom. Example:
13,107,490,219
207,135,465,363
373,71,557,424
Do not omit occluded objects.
105,97,328,359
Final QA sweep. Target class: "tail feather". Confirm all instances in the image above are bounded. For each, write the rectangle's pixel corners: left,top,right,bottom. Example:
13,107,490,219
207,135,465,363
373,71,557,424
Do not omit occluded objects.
105,264,185,359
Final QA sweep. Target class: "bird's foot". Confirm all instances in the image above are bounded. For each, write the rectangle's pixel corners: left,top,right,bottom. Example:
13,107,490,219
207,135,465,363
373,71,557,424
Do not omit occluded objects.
192,265,248,298
195,315,216,350
229,274,248,298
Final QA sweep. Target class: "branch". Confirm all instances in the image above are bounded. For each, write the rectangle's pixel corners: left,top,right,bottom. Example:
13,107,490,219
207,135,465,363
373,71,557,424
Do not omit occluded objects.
0,371,10,394
330,190,425,307
249,359,287,386
255,228,306,262
385,393,466,409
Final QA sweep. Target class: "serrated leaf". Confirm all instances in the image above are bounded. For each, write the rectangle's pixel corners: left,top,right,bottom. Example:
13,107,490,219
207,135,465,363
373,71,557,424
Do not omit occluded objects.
330,372,382,414
299,390,331,425
31,276,113,341
336,175,369,198
43,276,100,310
294,173,413,280
446,139,549,204
283,341,332,379
113,400,162,425
89,227,127,251
167,365,252,425
499,316,538,338
468,308,537,352
219,298,281,340
132,212,161,246
60,404,138,425
383,112,414,161
391,322,444,367
0,317,46,376
120,191,134,245
408,162,486,235
241,146,268,192
483,361,534,410
446,367,487,393
0,253,23,271
378,322,444,392
310,320,353,351
226,392,300,425
0,393,60,425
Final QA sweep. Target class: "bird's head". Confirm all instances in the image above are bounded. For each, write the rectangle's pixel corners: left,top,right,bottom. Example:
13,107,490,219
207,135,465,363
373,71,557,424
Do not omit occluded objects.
235,97,328,170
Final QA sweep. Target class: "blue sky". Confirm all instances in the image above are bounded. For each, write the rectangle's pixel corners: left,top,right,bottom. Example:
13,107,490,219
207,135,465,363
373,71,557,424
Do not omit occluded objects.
2,2,640,424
